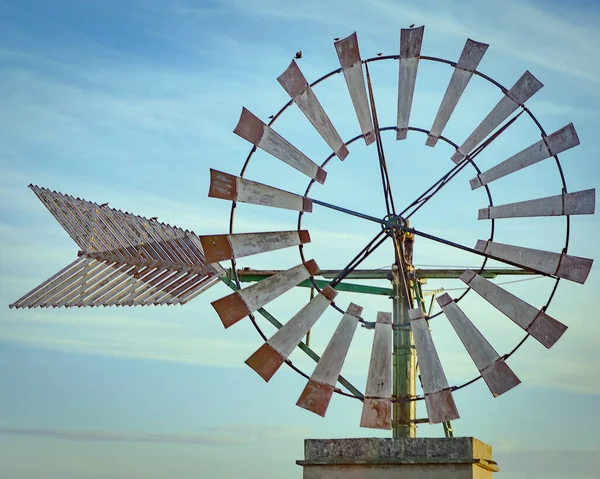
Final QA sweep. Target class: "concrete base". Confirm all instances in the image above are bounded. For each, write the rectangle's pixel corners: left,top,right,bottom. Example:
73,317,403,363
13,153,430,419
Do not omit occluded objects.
297,437,498,479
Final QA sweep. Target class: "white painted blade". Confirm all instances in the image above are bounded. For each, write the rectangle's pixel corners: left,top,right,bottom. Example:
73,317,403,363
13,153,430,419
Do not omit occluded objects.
246,286,338,382
335,32,375,145
409,309,460,424
396,26,424,140
360,312,392,429
460,270,567,348
451,71,543,163
297,303,362,416
470,123,580,189
199,230,311,262
426,39,488,147
475,240,593,284
437,294,521,397
478,189,595,219
208,169,313,212
233,108,327,184
278,61,348,160
211,260,319,328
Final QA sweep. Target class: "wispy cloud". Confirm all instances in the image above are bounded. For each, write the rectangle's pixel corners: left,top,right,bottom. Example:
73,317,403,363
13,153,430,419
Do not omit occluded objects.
0,423,308,446
0,427,243,446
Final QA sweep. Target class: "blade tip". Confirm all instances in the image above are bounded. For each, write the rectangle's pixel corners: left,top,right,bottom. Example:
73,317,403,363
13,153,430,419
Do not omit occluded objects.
246,343,285,382
211,293,250,328
360,398,391,429
296,380,334,417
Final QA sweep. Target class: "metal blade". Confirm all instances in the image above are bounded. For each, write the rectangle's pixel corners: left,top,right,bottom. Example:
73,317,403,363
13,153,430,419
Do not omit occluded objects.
278,61,348,160
360,312,392,429
470,123,580,189
208,169,312,212
200,230,311,263
211,260,319,328
409,309,460,424
245,286,337,381
460,270,567,348
451,71,543,163
233,108,327,184
334,32,375,145
396,26,424,140
426,39,488,147
475,240,593,284
297,303,362,417
478,189,595,219
437,294,521,397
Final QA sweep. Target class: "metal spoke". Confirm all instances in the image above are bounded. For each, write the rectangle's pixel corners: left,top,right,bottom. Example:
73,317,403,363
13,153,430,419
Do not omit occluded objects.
311,198,388,226
365,62,397,216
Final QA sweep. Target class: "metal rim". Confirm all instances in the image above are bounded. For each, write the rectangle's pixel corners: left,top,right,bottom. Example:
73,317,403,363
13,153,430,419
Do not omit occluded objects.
227,53,570,402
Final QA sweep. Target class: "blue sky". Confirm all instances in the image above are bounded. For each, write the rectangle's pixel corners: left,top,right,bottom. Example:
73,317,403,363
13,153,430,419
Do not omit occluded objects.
1,0,599,477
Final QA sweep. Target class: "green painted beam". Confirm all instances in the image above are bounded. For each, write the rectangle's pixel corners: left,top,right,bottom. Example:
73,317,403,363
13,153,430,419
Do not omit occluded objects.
236,275,393,297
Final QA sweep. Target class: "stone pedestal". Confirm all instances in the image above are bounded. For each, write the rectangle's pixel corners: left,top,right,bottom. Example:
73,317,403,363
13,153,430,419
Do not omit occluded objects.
297,437,499,479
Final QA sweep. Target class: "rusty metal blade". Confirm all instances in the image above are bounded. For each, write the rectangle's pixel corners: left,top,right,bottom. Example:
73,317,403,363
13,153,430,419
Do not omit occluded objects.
233,108,327,184
460,270,567,348
426,39,488,147
437,294,521,397
208,169,312,212
396,26,424,140
470,123,580,189
360,312,392,429
211,260,319,328
478,189,595,219
246,286,337,381
409,309,460,423
475,240,593,284
278,61,348,160
451,71,543,163
335,32,374,145
297,303,362,417
200,230,310,263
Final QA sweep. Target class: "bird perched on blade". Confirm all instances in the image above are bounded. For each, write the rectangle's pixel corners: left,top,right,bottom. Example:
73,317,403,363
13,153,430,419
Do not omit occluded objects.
100,202,109,207
334,37,340,41
409,24,415,28
268,115,274,119
150,216,158,221
295,50,302,59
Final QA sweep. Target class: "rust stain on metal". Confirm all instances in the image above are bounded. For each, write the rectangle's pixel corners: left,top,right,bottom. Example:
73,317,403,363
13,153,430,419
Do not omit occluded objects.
233,107,265,145
277,60,308,97
208,169,237,200
334,32,360,69
298,230,311,244
245,343,285,382
296,380,334,417
346,303,363,317
424,389,460,424
302,197,313,213
304,259,320,276
199,235,233,262
211,293,250,328
321,285,338,301
360,398,391,429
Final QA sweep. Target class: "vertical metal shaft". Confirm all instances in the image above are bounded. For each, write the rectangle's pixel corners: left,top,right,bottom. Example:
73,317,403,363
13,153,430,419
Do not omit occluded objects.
392,265,417,438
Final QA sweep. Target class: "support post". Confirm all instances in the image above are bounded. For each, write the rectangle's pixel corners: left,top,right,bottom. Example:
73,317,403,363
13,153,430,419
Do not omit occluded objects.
392,264,417,438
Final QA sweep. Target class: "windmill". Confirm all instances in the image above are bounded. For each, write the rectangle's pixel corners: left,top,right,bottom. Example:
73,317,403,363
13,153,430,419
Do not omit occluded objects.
10,27,595,442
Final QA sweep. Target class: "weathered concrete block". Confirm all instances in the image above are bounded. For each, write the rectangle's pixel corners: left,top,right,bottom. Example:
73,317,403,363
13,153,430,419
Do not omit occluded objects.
297,437,498,479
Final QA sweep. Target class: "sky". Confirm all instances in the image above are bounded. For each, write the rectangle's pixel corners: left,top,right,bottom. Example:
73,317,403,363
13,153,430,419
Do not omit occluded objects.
1,0,599,477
